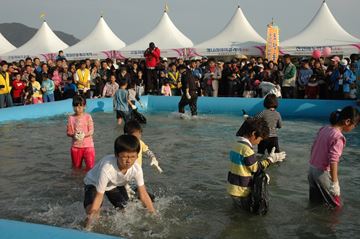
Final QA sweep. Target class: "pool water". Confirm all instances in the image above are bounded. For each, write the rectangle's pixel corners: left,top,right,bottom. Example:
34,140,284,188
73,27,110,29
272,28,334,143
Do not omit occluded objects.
0,112,359,238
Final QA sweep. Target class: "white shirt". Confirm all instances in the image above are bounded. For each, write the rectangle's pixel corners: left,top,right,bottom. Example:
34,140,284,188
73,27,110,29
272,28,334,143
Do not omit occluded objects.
84,154,144,193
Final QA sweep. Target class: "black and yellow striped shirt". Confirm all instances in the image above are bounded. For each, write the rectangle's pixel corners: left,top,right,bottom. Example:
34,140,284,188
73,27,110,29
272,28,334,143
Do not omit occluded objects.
227,138,270,197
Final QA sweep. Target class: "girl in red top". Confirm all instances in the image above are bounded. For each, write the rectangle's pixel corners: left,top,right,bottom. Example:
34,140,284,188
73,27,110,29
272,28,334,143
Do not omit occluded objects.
11,73,26,104
66,95,95,171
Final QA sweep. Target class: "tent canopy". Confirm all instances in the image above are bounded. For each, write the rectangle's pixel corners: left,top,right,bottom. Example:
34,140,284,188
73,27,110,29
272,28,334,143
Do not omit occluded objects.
193,6,266,56
64,16,126,60
281,1,360,55
120,10,193,58
0,33,16,55
1,21,68,61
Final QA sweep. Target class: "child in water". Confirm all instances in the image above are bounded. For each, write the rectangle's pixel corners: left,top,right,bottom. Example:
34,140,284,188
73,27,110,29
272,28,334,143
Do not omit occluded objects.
255,94,282,154
114,79,136,125
227,118,286,211
83,135,155,228
124,120,162,173
66,95,95,171
308,106,359,208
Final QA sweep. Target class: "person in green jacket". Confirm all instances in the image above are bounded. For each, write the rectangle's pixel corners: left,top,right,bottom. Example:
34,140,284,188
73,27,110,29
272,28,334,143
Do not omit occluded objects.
282,54,297,98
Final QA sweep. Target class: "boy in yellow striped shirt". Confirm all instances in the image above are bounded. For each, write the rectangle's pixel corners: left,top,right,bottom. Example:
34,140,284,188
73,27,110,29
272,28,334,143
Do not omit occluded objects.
228,118,286,211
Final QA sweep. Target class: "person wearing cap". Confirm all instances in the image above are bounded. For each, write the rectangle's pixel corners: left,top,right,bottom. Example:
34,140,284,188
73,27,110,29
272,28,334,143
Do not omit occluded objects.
297,58,313,99
0,61,13,108
282,54,297,98
329,57,355,99
144,42,161,94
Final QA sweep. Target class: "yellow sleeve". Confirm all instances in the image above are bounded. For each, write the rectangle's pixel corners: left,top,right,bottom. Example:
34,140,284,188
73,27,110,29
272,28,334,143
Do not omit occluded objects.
140,140,149,152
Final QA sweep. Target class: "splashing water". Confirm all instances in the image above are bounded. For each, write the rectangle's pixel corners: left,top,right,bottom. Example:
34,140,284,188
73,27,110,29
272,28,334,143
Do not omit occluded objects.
0,112,359,238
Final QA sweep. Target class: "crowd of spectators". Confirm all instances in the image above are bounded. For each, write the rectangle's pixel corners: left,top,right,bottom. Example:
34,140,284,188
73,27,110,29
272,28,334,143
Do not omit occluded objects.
0,51,359,108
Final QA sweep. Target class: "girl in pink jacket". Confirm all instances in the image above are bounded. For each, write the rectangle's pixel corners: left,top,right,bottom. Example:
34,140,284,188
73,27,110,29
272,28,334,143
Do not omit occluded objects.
308,106,359,208
67,95,95,171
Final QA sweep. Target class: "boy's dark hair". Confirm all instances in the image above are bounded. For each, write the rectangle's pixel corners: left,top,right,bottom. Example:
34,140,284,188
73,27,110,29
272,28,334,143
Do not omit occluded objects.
236,118,269,139
329,106,359,126
119,78,128,87
114,134,140,155
124,120,142,135
29,74,36,81
42,73,48,79
72,95,86,107
0,61,8,67
263,94,278,109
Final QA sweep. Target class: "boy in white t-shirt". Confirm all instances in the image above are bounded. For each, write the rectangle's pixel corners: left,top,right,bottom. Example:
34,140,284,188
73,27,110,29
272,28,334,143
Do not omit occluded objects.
83,134,155,228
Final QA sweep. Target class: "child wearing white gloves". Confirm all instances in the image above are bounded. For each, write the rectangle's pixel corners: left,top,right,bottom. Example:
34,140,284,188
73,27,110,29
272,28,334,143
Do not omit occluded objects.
308,106,359,208
227,117,286,212
123,120,162,199
124,120,162,173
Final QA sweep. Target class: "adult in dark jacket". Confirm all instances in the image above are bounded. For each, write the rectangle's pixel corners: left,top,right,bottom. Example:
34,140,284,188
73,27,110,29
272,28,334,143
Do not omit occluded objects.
178,65,198,116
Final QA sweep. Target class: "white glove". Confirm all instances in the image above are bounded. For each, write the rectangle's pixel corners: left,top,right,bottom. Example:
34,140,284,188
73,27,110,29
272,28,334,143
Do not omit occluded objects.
330,181,340,196
125,184,136,200
186,92,191,100
131,104,137,110
74,131,85,141
265,173,271,184
267,147,286,163
150,157,163,173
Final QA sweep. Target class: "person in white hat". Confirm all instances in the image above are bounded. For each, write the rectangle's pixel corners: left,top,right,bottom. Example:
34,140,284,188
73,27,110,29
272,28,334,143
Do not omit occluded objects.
330,57,356,99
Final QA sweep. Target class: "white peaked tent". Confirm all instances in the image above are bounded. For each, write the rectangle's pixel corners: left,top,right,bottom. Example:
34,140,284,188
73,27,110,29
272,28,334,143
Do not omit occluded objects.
64,16,126,60
1,21,68,61
192,6,266,57
281,1,360,55
0,33,16,55
120,9,193,58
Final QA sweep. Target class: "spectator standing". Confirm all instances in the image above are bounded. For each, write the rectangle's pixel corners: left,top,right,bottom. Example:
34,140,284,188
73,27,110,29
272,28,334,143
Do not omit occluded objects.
144,42,160,94
282,54,297,98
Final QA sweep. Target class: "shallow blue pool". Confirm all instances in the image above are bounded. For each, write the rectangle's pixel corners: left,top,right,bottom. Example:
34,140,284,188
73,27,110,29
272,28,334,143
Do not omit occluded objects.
0,111,359,238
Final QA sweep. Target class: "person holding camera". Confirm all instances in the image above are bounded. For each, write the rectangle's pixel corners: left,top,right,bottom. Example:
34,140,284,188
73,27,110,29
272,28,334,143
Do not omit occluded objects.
144,42,160,94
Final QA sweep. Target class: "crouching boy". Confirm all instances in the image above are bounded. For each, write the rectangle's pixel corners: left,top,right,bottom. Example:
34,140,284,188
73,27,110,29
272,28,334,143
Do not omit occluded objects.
227,118,286,212
84,134,155,227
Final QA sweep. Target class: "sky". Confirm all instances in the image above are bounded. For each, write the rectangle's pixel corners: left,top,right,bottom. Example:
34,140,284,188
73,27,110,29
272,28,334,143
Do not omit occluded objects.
0,0,359,45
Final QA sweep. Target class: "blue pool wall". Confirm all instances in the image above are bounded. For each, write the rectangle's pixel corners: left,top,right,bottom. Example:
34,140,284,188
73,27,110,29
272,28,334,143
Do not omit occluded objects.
0,95,358,123
0,219,120,239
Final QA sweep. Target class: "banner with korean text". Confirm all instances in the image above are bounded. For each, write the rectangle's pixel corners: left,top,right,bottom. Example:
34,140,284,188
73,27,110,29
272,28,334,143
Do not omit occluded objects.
265,22,280,62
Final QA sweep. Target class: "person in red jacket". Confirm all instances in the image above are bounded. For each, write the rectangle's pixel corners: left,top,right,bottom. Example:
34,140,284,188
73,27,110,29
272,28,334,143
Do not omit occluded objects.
144,42,160,94
12,73,26,104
